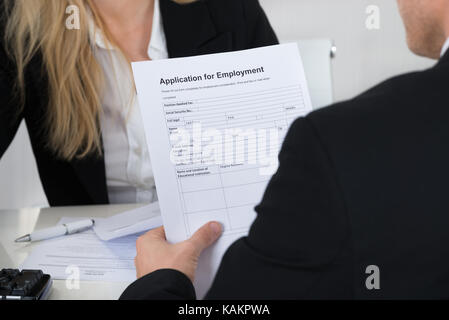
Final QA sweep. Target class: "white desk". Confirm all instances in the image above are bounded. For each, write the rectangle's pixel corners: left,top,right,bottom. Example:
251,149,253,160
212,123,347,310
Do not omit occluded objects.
0,204,147,300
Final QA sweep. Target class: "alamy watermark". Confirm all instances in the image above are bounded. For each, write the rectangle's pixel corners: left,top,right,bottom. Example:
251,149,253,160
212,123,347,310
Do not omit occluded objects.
65,265,80,290
169,123,281,176
65,5,80,30
366,5,381,30
365,265,381,290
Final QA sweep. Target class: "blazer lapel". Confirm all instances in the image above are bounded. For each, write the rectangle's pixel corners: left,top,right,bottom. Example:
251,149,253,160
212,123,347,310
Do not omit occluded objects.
70,154,109,204
160,0,233,57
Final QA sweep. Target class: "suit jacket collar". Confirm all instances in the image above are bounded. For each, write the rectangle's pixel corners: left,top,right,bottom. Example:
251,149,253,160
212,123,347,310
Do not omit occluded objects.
436,48,449,68
160,0,233,57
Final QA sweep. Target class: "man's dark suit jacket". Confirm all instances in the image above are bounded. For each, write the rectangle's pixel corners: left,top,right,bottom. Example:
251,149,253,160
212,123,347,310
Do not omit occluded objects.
120,50,449,300
0,0,278,206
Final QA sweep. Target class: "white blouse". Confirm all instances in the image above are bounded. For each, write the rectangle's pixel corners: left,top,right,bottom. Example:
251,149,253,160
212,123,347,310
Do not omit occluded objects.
89,0,168,204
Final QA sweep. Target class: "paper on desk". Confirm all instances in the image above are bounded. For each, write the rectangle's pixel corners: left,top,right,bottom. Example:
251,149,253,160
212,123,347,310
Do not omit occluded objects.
21,218,139,282
132,43,313,298
93,202,162,241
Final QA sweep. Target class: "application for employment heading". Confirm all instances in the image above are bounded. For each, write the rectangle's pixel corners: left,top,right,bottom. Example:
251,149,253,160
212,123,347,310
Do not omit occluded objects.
132,43,313,298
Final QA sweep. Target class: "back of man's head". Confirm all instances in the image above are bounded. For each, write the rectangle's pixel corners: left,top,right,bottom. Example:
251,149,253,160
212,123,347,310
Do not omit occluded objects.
397,0,449,59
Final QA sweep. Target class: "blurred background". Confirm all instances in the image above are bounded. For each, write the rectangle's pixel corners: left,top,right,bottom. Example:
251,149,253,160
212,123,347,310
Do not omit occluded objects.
0,0,435,209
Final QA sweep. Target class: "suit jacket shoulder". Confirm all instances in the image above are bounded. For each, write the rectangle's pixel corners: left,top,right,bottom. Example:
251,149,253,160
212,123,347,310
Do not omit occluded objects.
309,59,448,127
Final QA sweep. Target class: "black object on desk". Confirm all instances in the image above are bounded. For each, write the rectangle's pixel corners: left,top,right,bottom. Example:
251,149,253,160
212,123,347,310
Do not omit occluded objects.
0,269,52,300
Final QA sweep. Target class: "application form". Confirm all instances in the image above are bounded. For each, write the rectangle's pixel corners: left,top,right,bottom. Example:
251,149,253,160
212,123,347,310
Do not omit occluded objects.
132,44,313,298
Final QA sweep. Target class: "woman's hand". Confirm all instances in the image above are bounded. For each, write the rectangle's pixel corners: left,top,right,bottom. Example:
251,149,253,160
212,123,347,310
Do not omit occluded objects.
135,222,223,282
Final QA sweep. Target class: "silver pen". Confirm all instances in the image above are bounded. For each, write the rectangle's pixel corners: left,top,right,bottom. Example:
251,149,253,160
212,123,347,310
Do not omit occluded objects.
15,219,95,243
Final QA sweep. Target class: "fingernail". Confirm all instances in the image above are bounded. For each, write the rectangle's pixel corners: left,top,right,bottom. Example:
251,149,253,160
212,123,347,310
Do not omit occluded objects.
210,222,222,235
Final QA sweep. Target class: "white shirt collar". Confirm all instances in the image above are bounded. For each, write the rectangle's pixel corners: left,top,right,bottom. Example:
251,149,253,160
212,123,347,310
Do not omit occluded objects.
440,37,449,57
89,0,166,55
88,11,108,50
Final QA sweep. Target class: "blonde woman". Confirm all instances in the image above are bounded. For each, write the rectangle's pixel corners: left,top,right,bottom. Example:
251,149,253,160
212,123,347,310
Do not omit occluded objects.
0,0,278,206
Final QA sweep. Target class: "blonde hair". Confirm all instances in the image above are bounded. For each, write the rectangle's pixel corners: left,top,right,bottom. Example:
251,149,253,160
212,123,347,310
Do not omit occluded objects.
3,0,195,160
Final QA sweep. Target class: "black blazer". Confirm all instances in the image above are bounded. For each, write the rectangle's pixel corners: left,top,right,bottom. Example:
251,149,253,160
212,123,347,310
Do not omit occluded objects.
0,0,278,206
120,51,449,300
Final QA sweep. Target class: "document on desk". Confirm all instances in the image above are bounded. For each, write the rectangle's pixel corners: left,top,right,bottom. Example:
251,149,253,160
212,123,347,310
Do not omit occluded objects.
132,43,313,298
94,201,162,241
21,218,139,282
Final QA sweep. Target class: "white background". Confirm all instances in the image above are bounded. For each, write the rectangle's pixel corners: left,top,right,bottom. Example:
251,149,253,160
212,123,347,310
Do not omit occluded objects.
0,0,436,209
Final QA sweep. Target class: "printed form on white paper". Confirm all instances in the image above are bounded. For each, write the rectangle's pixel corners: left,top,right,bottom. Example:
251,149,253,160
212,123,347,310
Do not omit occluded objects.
21,218,139,283
132,43,313,298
